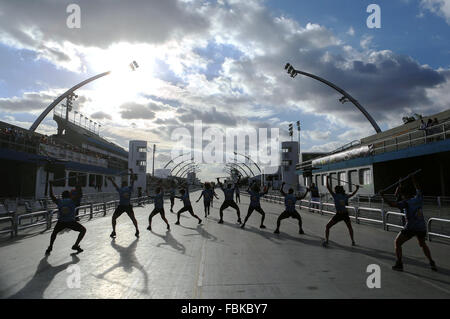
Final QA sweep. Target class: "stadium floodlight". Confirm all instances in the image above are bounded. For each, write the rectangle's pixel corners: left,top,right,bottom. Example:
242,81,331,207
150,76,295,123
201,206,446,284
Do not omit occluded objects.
283,62,381,133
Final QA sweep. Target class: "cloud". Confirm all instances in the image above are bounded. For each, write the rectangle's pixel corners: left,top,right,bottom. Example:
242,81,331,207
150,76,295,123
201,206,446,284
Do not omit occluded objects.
347,27,355,36
0,91,54,112
1,0,449,176
304,130,331,141
90,111,112,120
176,106,241,126
0,0,210,67
360,35,373,50
421,0,450,24
119,102,157,120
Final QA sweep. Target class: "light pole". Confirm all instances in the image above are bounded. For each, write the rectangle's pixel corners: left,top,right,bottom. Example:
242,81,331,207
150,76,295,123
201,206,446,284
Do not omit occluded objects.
297,121,301,163
284,63,381,133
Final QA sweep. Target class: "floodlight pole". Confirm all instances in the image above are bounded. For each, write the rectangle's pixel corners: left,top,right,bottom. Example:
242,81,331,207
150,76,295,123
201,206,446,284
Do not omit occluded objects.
284,63,382,134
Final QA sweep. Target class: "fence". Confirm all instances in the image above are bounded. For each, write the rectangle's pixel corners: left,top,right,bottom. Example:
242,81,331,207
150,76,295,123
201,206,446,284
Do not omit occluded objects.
0,196,153,239
246,193,450,242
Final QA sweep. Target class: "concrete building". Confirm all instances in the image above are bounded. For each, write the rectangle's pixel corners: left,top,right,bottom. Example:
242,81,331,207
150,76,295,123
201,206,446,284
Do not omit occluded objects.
128,140,147,192
281,141,299,189
296,109,450,196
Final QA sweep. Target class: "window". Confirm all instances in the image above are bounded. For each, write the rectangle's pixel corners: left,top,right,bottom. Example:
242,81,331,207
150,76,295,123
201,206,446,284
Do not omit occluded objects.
89,174,95,187
137,147,146,153
68,172,87,187
348,170,358,192
68,172,78,187
282,147,291,153
79,174,87,187
95,175,103,188
136,160,146,166
53,169,66,187
282,160,292,167
304,177,309,187
359,168,371,185
330,173,336,187
338,172,346,186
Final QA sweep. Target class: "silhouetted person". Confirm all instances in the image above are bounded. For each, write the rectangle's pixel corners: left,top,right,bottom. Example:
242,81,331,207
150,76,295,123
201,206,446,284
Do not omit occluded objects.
241,182,270,229
174,182,202,226
432,118,439,126
308,183,320,211
394,179,407,226
45,181,86,255
137,187,143,206
217,176,241,224
196,182,218,217
210,182,217,207
108,169,139,238
381,176,437,272
274,182,308,235
147,186,170,231
169,181,177,213
323,176,359,247
235,181,241,203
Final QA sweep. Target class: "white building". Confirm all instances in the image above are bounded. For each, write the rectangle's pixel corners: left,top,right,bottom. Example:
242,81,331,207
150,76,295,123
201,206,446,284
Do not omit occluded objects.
128,140,147,192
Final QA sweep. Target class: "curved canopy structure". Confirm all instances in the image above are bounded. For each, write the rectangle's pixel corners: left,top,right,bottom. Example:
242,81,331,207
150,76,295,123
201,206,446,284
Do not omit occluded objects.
29,71,111,132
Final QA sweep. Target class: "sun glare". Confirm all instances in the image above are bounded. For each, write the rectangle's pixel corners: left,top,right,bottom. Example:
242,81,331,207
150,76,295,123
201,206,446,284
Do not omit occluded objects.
83,43,159,120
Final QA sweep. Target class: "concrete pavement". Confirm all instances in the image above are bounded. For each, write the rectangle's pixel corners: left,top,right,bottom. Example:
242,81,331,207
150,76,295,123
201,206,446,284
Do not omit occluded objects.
0,190,449,299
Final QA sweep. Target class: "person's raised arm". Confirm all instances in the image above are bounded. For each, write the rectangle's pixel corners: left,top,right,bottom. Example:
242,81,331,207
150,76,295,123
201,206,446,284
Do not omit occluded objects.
326,176,334,196
129,168,135,188
263,183,271,196
280,182,286,196
49,181,57,204
411,175,421,193
196,192,203,202
247,181,254,193
216,177,224,189
297,188,309,200
108,176,118,190
380,190,399,208
349,185,360,198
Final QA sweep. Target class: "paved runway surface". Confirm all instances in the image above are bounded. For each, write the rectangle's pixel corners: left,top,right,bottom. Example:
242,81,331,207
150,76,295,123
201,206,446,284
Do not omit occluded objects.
1,191,449,299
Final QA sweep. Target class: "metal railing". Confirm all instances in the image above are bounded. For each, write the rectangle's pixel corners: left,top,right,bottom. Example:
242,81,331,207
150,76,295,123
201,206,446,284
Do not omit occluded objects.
427,218,450,241
0,216,14,238
246,193,450,241
0,196,152,238
384,211,405,231
371,121,450,155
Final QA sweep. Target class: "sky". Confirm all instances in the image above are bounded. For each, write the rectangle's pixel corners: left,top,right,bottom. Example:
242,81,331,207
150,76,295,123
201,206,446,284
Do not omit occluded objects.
0,0,449,181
